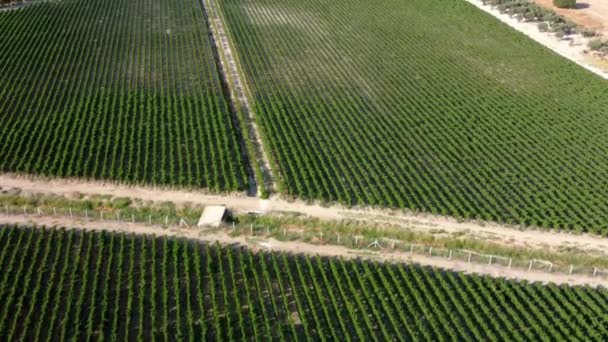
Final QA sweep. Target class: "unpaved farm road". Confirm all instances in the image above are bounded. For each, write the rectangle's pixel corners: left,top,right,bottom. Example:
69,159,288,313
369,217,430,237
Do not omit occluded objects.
466,0,608,78
2,173,608,257
1,215,605,287
534,0,608,36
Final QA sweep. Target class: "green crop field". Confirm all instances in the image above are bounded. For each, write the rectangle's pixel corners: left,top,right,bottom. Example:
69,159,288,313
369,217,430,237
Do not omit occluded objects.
218,0,608,233
1,225,607,341
0,0,248,190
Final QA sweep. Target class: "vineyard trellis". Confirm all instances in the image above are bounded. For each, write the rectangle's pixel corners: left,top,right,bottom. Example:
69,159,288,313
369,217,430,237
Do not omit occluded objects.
217,0,608,234
0,226,608,341
0,0,249,190
3,203,607,281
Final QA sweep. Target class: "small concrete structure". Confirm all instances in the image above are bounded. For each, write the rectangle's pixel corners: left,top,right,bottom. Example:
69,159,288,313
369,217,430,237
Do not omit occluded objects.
197,206,227,228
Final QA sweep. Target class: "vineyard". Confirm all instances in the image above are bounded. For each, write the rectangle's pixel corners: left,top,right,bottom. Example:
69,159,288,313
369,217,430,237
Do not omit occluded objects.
0,225,607,340
217,0,608,233
0,0,248,190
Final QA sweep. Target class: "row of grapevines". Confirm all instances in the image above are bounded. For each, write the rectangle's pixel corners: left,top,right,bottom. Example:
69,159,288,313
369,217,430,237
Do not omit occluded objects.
1,225,607,340
0,0,248,191
217,0,608,233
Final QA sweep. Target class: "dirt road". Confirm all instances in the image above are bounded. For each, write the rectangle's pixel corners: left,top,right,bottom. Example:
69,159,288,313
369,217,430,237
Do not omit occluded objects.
1,214,604,287
466,0,608,78
2,173,608,257
534,0,608,36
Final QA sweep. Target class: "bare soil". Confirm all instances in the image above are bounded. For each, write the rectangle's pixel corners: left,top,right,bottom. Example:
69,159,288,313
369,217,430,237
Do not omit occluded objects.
466,0,608,77
2,173,608,258
1,214,605,287
533,0,608,36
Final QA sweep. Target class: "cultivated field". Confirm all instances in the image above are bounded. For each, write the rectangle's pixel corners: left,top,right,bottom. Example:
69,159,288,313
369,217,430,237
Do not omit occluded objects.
1,226,607,340
0,0,248,190
218,0,608,233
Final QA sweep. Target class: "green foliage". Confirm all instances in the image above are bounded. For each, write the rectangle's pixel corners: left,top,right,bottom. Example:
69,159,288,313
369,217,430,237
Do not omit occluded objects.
1,226,607,340
588,38,608,52
0,0,248,191
220,0,608,234
553,0,576,9
111,197,131,209
581,28,598,37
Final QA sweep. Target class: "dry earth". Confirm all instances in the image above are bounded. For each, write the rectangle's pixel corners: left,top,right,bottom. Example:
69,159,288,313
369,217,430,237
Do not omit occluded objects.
1,214,605,287
466,0,608,77
533,0,608,36
2,173,608,258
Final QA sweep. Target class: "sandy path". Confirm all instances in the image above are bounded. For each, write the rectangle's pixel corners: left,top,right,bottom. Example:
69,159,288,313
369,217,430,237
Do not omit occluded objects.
203,0,275,194
2,173,608,257
465,0,608,78
1,214,604,287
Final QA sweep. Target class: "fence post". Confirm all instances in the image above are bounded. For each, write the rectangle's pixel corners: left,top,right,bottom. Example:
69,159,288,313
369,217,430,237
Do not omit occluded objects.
132,214,135,224
85,209,88,220
5,205,8,217
23,206,27,216
54,207,57,216
117,212,120,222
569,265,573,276
69,207,73,219
594,267,598,277
410,244,414,255
320,231,323,240
101,211,104,221
448,250,452,260
548,263,553,273
165,216,168,226
428,247,432,256
250,223,253,234
528,260,533,272
392,241,395,249
468,252,472,263
337,233,340,244
355,236,359,246
488,255,493,265
508,258,512,269
149,215,152,225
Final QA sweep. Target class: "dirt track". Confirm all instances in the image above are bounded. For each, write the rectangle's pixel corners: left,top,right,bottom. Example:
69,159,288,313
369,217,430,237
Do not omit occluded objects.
2,173,608,258
533,0,608,36
1,214,605,287
466,0,608,78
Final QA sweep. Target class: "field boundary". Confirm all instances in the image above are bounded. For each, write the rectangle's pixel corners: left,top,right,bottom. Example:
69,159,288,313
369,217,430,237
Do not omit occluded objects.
201,0,275,197
1,214,606,287
465,0,608,79
2,173,608,258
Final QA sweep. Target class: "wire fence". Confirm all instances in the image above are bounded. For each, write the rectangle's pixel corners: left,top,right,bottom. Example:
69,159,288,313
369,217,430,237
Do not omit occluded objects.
2,203,197,228
229,222,608,280
3,203,607,280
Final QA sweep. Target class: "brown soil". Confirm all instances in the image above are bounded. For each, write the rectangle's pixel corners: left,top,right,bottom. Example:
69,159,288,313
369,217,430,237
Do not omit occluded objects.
1,214,605,287
533,0,608,35
2,172,608,258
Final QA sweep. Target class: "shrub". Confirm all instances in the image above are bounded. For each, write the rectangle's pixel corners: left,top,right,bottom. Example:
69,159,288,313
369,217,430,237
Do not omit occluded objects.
581,28,597,37
553,0,576,9
538,22,549,32
588,38,605,51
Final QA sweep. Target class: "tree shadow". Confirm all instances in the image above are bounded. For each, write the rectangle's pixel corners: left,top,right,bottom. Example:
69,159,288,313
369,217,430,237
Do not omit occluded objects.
575,3,590,10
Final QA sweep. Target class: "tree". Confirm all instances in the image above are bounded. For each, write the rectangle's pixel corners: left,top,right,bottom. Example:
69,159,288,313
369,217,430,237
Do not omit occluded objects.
553,0,576,9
